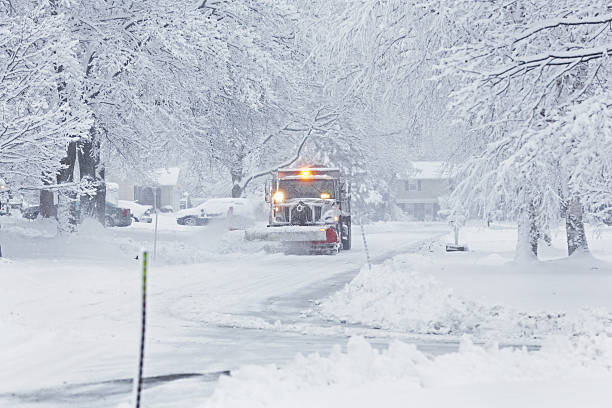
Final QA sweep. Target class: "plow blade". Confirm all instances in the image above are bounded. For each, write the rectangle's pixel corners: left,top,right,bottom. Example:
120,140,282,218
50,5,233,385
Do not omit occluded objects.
245,225,328,242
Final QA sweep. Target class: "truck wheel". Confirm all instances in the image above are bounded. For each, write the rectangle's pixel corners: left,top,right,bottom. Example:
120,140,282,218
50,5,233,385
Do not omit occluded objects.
105,216,114,227
341,217,351,250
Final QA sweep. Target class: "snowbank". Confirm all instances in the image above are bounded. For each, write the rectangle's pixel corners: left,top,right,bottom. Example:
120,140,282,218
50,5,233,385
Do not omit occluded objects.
0,214,272,265
319,257,484,335
204,335,612,408
317,255,612,340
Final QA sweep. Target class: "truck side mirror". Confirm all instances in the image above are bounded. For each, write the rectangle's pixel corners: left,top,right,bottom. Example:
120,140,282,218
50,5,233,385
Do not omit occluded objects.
340,180,350,200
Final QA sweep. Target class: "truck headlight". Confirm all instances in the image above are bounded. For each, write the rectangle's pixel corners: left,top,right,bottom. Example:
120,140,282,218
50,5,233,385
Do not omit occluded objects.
273,191,285,203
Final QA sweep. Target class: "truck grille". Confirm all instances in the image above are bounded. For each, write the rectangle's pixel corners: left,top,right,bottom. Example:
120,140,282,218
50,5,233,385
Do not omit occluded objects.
290,202,312,225
314,206,322,221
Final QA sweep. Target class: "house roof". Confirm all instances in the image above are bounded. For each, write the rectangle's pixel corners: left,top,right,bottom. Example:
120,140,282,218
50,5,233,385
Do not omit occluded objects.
402,161,450,180
151,167,180,186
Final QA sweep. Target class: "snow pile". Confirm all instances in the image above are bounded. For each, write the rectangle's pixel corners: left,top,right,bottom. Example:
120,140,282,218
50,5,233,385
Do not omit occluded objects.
317,256,612,340
203,335,612,408
319,257,484,335
0,216,127,260
0,213,274,268
0,215,57,238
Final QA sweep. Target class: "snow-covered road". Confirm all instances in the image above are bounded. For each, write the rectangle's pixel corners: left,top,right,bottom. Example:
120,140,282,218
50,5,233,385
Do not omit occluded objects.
0,217,452,407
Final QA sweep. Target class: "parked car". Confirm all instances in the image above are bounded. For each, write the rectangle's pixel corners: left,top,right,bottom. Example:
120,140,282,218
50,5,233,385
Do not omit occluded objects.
22,205,45,220
104,202,132,227
159,205,174,213
176,203,209,226
118,200,153,223
176,198,256,227
138,208,153,223
21,202,132,227
8,197,24,213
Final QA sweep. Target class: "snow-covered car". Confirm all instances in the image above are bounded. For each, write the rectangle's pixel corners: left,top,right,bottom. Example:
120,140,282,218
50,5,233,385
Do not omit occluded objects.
159,205,174,213
139,209,153,223
104,202,132,227
21,205,47,219
21,202,132,227
176,198,256,228
118,200,153,223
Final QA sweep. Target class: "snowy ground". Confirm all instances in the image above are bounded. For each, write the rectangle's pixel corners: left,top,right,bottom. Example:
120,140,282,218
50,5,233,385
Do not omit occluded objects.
203,223,612,408
0,215,449,407
205,336,612,408
319,224,612,341
1,216,611,407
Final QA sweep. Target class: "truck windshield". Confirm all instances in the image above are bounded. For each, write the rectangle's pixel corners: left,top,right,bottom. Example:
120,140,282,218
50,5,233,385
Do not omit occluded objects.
278,179,335,199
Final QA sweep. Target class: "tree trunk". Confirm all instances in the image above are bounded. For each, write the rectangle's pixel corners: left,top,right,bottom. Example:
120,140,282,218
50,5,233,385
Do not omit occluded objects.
94,164,106,223
230,166,243,198
56,141,78,232
566,197,589,256
39,189,55,218
44,0,70,224
231,183,242,198
515,202,538,261
79,125,106,224
56,193,76,233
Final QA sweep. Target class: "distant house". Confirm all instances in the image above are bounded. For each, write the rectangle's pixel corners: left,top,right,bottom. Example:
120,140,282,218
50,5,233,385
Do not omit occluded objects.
109,167,183,210
394,161,452,221
133,168,182,210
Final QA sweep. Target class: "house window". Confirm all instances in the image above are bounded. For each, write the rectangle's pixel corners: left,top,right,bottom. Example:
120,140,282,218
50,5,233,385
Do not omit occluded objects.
405,180,420,192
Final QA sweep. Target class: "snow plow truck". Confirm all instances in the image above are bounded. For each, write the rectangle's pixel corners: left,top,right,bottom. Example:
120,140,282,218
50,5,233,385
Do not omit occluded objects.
246,167,351,254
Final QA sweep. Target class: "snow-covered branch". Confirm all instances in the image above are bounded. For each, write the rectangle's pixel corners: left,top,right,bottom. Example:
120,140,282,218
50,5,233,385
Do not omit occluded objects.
513,14,612,44
489,46,612,80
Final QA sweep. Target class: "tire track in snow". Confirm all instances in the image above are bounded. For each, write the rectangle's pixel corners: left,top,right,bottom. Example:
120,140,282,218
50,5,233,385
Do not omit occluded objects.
186,231,450,337
0,372,229,406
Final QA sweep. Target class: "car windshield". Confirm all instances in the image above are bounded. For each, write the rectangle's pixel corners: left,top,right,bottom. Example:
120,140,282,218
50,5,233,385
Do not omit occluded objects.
278,179,335,199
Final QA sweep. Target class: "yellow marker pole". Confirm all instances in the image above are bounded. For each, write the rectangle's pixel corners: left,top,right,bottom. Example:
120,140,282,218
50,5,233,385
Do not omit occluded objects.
132,251,148,408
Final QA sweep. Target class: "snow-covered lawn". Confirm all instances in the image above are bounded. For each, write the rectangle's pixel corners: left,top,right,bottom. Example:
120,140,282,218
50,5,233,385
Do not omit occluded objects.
202,222,612,408
0,216,446,406
1,217,611,407
319,223,612,341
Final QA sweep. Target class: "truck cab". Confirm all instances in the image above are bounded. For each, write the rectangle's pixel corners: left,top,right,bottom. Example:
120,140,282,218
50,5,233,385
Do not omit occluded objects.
265,168,351,252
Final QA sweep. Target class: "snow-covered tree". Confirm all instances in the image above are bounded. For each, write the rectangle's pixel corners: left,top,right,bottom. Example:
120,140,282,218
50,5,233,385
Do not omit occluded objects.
297,0,461,219
0,3,91,197
46,0,234,223
173,1,346,199
437,0,611,258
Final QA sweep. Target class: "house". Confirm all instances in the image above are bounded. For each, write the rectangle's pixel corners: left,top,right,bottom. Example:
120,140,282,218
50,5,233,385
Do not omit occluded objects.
394,161,452,221
133,167,182,210
109,167,183,210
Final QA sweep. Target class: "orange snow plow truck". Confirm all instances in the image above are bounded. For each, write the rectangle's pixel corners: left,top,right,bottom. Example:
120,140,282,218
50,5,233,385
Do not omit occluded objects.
246,167,351,254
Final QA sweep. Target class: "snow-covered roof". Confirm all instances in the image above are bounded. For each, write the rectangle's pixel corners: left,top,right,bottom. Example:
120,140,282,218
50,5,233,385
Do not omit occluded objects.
403,161,450,179
151,167,180,186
